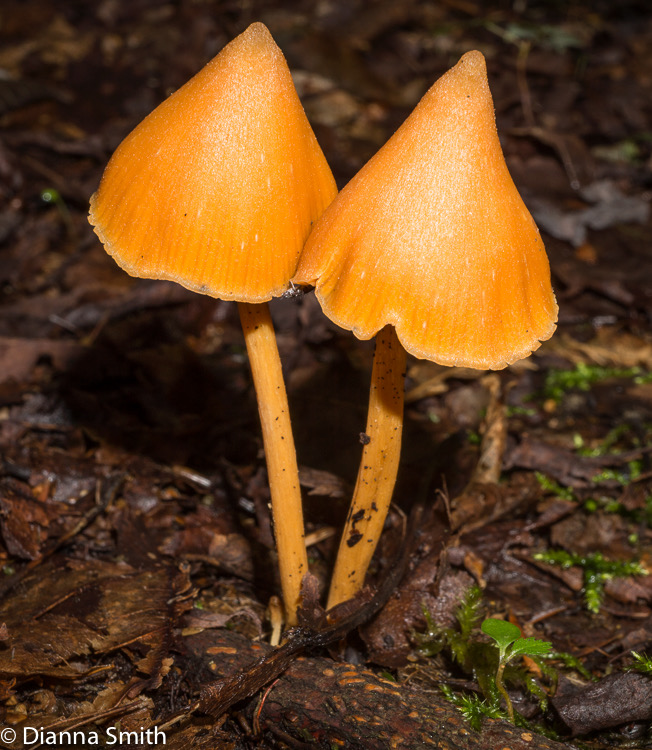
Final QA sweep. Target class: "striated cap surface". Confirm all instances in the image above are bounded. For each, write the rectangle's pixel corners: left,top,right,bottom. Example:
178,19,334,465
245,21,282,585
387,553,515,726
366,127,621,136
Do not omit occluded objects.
294,51,557,369
89,22,337,303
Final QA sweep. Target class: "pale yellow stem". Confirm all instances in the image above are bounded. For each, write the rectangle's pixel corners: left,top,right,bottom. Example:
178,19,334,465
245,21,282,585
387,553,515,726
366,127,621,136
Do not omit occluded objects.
239,301,307,625
327,326,406,609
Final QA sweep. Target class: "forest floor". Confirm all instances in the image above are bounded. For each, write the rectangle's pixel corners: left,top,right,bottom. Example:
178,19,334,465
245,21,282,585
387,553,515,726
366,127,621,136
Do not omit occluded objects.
1,1,652,748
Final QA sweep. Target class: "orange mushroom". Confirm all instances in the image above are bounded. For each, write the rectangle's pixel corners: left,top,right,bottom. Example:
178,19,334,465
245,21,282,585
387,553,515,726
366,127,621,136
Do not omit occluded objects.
294,50,558,608
89,22,337,623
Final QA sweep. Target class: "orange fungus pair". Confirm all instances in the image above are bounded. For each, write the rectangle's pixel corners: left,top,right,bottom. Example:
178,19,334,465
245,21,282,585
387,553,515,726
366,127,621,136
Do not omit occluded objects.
90,25,558,616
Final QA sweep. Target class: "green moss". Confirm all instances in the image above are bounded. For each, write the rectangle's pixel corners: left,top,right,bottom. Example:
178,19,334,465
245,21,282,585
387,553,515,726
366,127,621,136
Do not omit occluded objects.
629,651,652,676
506,406,537,417
506,405,537,418
543,362,651,402
584,492,652,529
574,425,631,457
467,430,481,445
440,685,504,731
591,460,642,486
415,586,483,669
533,550,648,613
544,650,591,680
593,139,643,165
535,472,576,502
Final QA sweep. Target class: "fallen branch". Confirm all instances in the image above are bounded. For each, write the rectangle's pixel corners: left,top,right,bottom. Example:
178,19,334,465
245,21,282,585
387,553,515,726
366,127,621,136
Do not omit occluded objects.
179,628,576,750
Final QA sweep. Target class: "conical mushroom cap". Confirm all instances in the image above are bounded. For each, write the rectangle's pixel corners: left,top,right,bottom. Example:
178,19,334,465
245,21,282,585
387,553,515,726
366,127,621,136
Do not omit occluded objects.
294,51,557,370
89,23,337,303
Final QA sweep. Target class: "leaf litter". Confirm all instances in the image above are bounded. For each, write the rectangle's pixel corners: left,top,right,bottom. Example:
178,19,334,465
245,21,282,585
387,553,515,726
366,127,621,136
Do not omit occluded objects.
1,0,652,747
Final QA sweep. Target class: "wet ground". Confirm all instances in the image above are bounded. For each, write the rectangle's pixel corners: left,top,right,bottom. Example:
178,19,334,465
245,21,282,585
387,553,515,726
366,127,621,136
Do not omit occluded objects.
1,1,652,748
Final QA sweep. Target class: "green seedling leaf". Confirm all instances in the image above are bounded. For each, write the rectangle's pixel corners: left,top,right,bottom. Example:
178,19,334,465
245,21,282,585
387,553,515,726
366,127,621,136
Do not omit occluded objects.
509,638,553,659
481,618,553,724
482,619,552,662
481,619,521,652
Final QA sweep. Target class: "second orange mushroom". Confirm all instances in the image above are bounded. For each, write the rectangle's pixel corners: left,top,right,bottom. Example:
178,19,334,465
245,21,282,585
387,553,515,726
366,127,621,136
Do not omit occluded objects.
295,50,558,608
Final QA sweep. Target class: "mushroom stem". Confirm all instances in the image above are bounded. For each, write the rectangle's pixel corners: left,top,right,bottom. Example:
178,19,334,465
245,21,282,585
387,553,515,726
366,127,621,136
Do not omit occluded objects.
238,301,307,625
327,325,406,609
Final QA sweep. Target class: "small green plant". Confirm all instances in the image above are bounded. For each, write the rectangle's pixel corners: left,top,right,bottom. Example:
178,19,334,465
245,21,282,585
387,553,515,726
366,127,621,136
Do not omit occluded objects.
593,138,644,165
536,468,649,522
379,671,396,682
416,589,561,729
573,424,649,492
533,550,648,613
41,187,73,231
41,187,65,207
481,619,552,723
415,587,503,712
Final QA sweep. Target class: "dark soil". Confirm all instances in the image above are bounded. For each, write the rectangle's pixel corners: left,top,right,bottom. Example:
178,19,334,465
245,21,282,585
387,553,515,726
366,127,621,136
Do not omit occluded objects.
1,1,651,748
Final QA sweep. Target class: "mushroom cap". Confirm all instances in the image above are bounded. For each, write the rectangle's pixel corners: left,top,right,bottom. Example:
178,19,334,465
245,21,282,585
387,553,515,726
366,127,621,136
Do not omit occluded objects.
89,23,337,303
294,51,558,370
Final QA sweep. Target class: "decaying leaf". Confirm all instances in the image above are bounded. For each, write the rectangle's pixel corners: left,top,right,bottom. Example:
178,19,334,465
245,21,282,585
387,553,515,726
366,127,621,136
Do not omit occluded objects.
0,557,191,681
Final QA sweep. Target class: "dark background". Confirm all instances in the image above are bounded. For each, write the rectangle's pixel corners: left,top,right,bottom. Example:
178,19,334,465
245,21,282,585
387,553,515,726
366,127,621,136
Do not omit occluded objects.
0,1,651,747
